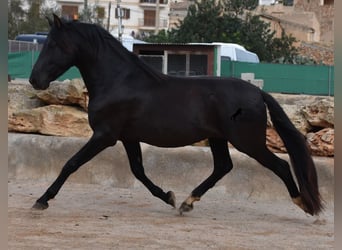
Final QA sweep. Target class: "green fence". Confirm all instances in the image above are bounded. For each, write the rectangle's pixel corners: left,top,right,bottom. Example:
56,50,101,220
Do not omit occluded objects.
8,51,81,81
8,51,334,96
221,60,334,96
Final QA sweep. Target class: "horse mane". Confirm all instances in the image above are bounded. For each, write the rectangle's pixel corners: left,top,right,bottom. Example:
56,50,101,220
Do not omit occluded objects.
66,20,167,82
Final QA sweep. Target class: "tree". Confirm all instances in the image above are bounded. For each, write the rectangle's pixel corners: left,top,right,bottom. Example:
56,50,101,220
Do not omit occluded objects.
78,4,106,27
8,0,60,38
223,0,258,16
19,0,48,34
170,0,227,43
237,13,276,62
147,0,298,63
8,0,26,39
270,30,298,63
144,29,171,43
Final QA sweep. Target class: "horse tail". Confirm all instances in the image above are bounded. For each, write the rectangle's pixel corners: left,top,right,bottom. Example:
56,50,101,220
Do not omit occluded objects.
261,91,323,215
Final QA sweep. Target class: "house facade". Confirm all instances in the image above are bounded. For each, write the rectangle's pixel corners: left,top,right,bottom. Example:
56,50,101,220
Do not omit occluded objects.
56,0,171,39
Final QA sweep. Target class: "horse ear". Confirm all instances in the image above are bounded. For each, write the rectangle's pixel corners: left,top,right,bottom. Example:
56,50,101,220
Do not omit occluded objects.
53,14,63,28
46,16,53,27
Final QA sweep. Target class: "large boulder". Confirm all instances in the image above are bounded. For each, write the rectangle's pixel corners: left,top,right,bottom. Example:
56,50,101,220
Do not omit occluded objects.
266,128,285,153
306,128,334,157
302,99,334,128
35,79,89,111
8,81,43,115
8,104,92,137
266,94,334,156
281,104,312,134
8,79,91,137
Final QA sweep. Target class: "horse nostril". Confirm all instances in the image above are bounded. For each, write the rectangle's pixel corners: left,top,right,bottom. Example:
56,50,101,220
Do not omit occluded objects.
29,76,40,89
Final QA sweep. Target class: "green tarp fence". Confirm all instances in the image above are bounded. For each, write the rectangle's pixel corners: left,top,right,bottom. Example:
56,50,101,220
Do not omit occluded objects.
221,60,334,96
8,51,81,81
8,51,334,96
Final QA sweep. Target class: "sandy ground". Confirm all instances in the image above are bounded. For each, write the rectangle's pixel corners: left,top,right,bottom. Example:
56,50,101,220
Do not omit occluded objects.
8,180,333,250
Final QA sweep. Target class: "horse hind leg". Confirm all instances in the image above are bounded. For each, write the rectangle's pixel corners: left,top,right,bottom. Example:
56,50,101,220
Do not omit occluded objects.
123,141,176,208
242,145,302,210
179,138,233,215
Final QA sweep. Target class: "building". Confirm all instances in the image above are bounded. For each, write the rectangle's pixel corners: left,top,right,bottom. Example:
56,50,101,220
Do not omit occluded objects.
57,0,171,39
255,0,334,64
56,0,333,64
168,0,191,29
255,0,334,46
165,0,334,64
133,42,259,77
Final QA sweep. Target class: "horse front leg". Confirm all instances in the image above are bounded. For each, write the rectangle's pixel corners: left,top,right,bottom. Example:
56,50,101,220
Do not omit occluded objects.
123,141,176,208
32,133,116,210
179,138,233,214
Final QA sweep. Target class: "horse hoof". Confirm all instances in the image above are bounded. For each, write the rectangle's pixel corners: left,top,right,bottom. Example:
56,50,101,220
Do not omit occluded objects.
178,202,193,215
32,201,49,210
167,191,176,208
292,197,313,216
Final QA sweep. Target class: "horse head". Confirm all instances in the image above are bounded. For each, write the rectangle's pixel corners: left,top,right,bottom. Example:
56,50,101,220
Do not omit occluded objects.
29,14,78,90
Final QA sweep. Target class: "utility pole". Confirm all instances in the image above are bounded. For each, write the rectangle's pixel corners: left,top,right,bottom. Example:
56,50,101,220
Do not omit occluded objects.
116,0,123,43
84,0,90,22
107,1,111,31
155,0,160,34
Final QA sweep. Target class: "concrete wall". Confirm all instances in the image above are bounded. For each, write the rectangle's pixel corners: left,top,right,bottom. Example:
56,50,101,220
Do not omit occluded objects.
8,133,334,202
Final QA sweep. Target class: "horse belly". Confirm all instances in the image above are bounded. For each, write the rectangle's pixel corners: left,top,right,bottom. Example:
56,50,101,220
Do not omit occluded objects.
120,118,215,148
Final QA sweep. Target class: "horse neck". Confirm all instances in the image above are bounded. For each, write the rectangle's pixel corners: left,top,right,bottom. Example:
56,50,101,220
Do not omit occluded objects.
75,42,137,96
74,38,163,98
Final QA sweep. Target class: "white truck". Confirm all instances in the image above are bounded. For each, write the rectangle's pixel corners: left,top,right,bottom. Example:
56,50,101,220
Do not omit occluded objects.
212,42,260,63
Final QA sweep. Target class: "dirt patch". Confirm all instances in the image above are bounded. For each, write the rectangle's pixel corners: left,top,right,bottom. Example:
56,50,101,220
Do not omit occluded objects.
8,180,333,249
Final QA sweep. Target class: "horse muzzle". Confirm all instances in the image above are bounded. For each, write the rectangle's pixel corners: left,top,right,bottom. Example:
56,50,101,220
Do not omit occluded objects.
29,72,50,90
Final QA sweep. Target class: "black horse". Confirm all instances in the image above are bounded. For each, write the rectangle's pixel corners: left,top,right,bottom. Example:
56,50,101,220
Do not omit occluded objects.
29,14,323,216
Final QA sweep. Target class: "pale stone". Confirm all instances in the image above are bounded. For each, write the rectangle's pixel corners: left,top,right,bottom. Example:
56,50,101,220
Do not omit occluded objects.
302,99,334,128
8,105,92,137
266,128,286,153
282,104,312,134
306,128,334,157
35,79,89,111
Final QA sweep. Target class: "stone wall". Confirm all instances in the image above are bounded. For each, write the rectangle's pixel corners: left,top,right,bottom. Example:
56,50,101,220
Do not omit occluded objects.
297,42,334,65
8,79,334,157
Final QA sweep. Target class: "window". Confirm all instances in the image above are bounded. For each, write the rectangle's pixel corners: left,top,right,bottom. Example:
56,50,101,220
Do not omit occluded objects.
168,54,186,75
140,55,164,72
61,5,79,20
324,0,334,5
167,54,208,76
320,0,333,5
115,8,130,19
144,10,156,26
189,55,207,76
283,0,293,6
96,6,105,19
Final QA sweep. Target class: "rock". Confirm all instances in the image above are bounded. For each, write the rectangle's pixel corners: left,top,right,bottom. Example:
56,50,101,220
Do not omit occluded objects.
306,128,334,157
266,128,286,153
8,105,92,137
281,104,312,134
8,82,44,115
35,79,89,111
302,98,334,128
7,80,334,157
